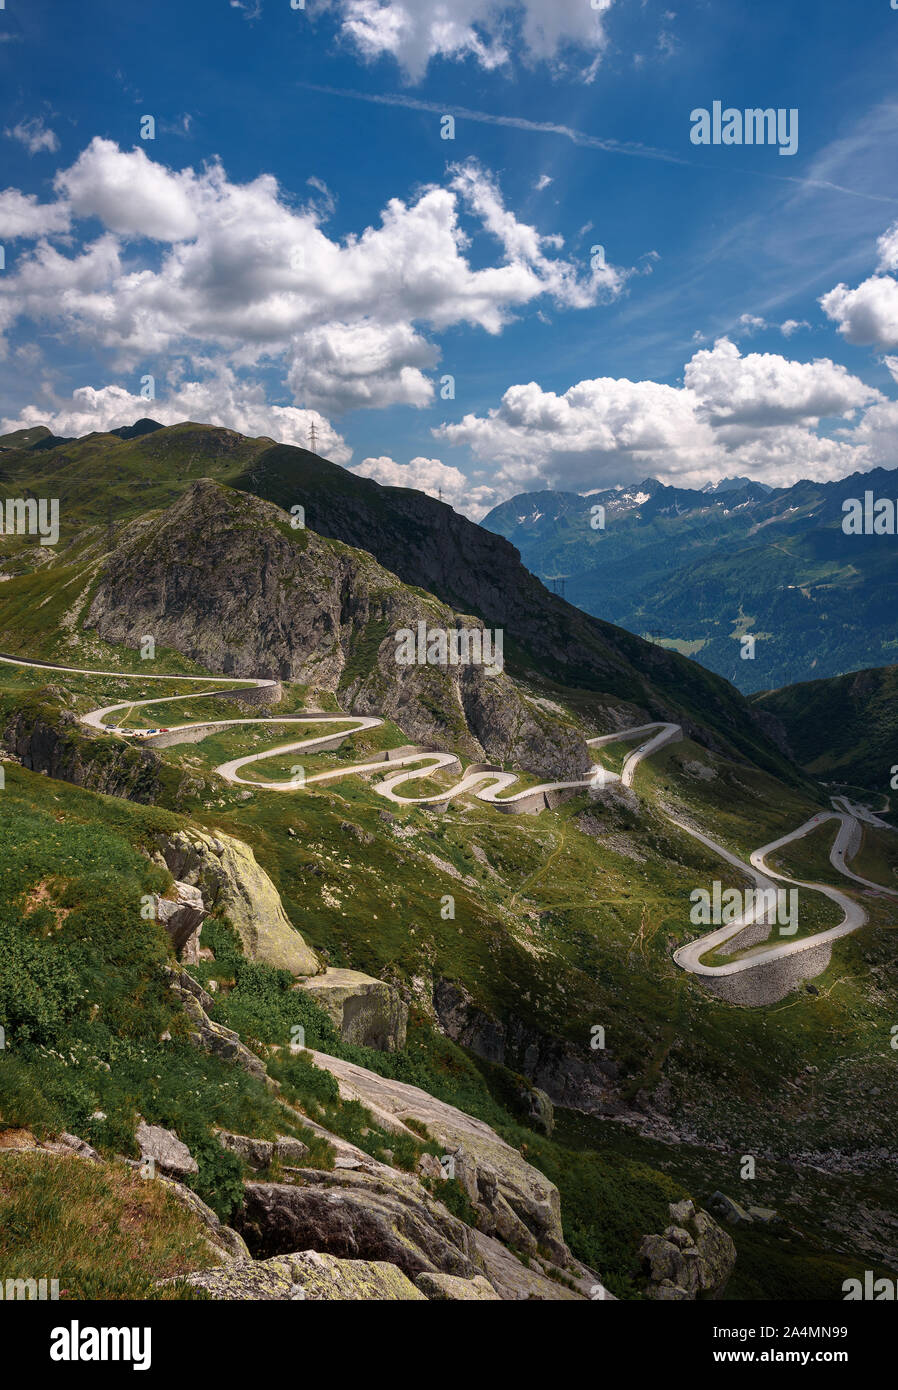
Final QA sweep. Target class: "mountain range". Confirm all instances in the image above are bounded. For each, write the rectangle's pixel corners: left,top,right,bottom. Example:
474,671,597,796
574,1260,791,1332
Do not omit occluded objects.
482,470,898,694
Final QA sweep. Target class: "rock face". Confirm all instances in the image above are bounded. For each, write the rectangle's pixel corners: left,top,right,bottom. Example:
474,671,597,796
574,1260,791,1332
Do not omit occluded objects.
163,965,271,1083
153,881,204,953
469,1228,594,1301
708,1191,780,1226
518,1084,555,1137
294,968,408,1051
217,1130,309,1171
230,1098,604,1300
433,977,620,1116
2,696,165,803
155,827,320,977
707,1191,753,1225
415,1271,501,1301
135,1119,198,1178
237,1169,480,1282
157,1176,251,1264
85,479,591,780
307,1050,568,1261
640,1198,736,1300
174,1251,427,1300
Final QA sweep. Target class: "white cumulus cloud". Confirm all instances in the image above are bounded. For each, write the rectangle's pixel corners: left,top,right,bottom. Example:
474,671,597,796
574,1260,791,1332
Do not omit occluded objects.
337,0,614,83
0,140,620,416
436,338,886,493
0,189,71,239
820,218,898,348
55,138,201,241
352,453,496,516
684,337,880,429
821,274,898,348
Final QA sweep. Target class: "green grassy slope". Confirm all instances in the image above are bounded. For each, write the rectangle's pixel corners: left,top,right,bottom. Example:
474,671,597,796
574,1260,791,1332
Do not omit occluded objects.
753,664,898,796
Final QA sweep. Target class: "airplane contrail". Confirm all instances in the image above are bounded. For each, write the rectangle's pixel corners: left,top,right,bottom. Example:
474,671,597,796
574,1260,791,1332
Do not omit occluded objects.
298,83,898,204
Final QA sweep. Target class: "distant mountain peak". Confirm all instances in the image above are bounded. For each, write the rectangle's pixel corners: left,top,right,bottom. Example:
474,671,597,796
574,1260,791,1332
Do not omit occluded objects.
109,418,164,441
701,475,772,495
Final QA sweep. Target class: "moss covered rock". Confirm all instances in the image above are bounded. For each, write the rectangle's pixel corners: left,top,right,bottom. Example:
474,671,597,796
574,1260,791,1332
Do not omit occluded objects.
294,968,407,1051
174,1250,427,1300
156,827,320,977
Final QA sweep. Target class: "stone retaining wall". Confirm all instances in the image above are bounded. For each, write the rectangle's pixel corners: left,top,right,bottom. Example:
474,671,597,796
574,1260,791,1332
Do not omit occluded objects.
701,940,833,1006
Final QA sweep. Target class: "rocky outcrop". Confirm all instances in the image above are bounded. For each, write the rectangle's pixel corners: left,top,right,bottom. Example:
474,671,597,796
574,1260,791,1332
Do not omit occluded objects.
433,977,621,1116
4,977,607,1301
708,1191,780,1226
415,1271,501,1300
156,1176,251,1264
307,1049,568,1261
237,1110,602,1299
217,1130,309,1171
640,1198,736,1300
173,1250,427,1300
470,1228,594,1301
237,1168,481,1281
135,1119,198,1178
54,1132,101,1161
153,881,204,954
3,695,165,802
707,1191,753,1225
85,479,591,779
294,968,408,1051
154,827,320,977
519,1084,555,1137
163,964,271,1084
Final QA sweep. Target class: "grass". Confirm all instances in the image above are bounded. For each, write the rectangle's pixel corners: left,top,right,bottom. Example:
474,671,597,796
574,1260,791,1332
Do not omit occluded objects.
0,1151,216,1299
0,772,299,1218
851,824,898,890
753,664,898,791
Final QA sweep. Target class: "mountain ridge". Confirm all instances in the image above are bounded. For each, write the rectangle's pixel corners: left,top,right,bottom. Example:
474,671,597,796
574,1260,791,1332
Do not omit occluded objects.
482,466,898,694
0,420,805,784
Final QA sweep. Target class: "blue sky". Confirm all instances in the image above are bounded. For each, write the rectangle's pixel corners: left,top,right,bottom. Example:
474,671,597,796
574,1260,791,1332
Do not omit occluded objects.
2,0,898,514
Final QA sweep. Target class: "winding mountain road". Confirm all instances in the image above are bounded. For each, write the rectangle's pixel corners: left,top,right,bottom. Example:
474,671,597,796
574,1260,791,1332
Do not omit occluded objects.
671,811,886,980
2,653,894,993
